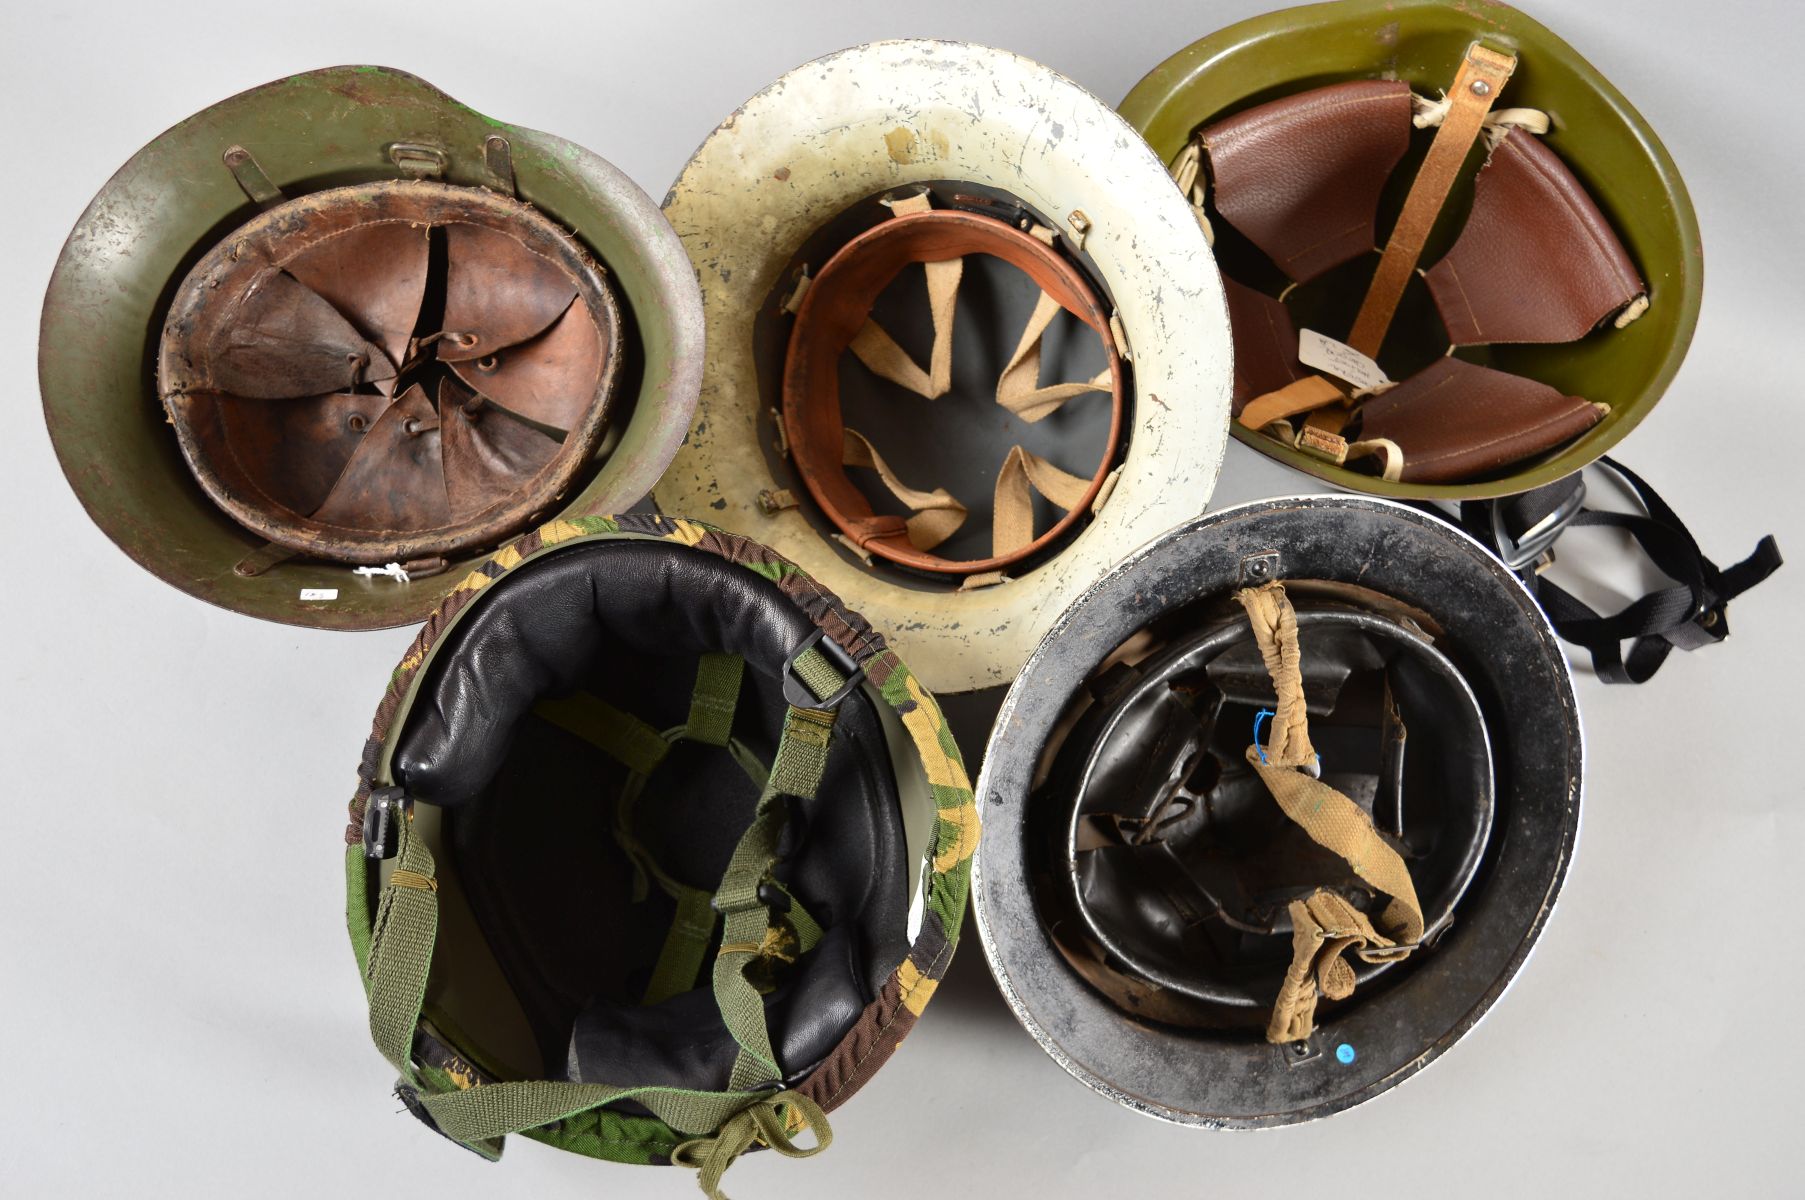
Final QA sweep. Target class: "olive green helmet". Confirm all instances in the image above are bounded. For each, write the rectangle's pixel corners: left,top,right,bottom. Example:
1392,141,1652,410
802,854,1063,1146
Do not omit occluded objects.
1119,0,1700,500
40,66,702,629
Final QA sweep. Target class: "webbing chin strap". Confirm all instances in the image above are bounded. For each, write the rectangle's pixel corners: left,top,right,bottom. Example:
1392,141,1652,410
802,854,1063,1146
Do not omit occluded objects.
1233,582,1425,1044
1452,457,1782,685
361,639,857,1198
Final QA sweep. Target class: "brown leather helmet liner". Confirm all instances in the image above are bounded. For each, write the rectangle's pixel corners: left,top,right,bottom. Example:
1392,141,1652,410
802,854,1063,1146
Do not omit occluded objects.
1221,275,1304,414
782,207,1125,576
158,180,622,566
1202,80,1413,284
1355,356,1602,484
1424,128,1646,345
1204,75,1645,486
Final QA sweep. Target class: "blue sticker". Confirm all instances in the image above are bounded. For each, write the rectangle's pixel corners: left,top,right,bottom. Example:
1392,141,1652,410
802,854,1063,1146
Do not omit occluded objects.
1335,1043,1356,1064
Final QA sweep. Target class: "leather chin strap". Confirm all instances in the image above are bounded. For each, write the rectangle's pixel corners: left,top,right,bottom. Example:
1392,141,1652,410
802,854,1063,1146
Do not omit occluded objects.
782,193,1124,576
361,643,851,1198
1446,457,1783,685
1233,582,1425,1045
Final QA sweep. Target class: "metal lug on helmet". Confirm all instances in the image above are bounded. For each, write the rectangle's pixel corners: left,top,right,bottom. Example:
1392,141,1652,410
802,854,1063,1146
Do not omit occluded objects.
1492,478,1587,574
1240,550,1279,583
362,786,407,860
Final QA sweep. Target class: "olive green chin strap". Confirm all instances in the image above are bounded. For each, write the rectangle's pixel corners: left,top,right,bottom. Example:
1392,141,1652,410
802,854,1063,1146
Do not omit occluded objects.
362,644,851,1198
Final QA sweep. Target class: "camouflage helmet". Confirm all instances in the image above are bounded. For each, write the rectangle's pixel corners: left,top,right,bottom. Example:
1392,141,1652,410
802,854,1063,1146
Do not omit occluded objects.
40,66,702,629
345,514,974,1196
659,40,1233,694
974,496,1581,1124
1118,0,1700,500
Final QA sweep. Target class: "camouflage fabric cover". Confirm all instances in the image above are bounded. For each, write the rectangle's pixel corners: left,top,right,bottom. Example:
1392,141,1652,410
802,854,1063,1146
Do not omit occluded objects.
344,512,976,1165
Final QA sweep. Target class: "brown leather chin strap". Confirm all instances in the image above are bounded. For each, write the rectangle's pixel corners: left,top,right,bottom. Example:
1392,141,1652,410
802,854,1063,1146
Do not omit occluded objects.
781,198,1125,577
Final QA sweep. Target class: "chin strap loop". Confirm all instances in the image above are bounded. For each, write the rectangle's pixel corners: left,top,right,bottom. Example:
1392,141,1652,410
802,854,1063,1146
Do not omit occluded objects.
1452,456,1782,684
672,1089,834,1200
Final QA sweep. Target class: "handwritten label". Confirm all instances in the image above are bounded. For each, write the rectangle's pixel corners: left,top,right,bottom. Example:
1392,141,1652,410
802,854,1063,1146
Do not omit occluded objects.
299,588,339,601
1298,329,1391,393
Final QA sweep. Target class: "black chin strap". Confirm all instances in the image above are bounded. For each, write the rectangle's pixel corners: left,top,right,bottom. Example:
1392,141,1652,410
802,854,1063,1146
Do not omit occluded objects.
1449,457,1782,685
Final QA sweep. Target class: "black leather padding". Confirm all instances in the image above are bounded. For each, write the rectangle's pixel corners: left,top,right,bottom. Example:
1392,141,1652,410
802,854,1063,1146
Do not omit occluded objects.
390,539,911,1088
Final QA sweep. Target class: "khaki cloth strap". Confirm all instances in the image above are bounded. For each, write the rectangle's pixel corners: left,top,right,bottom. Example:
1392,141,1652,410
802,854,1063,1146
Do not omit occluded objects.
838,197,1109,561
993,445,1091,558
1346,43,1516,357
841,428,968,551
997,290,1112,422
1233,582,1426,1044
847,193,962,399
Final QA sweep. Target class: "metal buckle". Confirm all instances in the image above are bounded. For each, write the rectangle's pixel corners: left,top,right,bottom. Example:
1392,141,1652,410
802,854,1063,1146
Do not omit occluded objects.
362,786,408,860
1492,478,1587,574
782,628,864,710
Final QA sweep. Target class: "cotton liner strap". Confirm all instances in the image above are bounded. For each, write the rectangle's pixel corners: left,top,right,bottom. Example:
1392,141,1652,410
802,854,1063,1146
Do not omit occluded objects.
1232,581,1425,1044
996,290,1111,422
841,429,967,551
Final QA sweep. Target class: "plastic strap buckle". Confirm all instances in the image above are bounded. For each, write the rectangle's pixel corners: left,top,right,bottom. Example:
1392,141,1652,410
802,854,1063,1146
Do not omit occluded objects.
782,628,864,710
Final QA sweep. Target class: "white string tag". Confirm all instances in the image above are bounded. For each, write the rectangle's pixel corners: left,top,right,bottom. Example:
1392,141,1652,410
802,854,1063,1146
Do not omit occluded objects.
1298,329,1392,394
353,563,412,584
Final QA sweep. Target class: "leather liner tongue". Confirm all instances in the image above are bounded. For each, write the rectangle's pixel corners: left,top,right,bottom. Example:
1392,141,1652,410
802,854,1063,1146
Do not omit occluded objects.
283,222,430,382
436,222,580,363
449,296,604,431
439,377,561,521
312,383,451,530
201,269,395,398
209,390,390,516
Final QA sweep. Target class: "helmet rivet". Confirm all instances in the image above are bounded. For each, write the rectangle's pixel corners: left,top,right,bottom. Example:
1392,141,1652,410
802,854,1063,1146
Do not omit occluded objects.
1470,80,1491,97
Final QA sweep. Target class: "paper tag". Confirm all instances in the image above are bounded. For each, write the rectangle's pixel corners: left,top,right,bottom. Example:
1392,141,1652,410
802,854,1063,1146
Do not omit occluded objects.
299,588,339,601
1298,329,1391,393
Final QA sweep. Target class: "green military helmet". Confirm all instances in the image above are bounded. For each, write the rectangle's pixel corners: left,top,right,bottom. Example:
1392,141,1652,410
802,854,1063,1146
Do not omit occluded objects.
1119,0,1700,500
345,513,974,1196
40,66,703,629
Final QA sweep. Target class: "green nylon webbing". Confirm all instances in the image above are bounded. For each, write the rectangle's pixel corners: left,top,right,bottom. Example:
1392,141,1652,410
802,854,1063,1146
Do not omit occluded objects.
713,703,839,1091
686,653,745,747
535,693,670,776
366,814,437,1077
791,645,845,705
643,884,717,1007
421,1076,768,1142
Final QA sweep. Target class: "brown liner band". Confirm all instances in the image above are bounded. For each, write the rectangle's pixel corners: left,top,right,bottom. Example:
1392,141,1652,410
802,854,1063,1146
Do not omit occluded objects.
781,208,1125,576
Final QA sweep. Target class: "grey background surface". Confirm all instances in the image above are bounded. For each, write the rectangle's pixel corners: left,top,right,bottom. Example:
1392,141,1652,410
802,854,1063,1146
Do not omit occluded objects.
2,1,1799,1196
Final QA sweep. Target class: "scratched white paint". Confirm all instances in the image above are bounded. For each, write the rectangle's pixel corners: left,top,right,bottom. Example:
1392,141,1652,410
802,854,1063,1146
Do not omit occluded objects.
659,39,1233,693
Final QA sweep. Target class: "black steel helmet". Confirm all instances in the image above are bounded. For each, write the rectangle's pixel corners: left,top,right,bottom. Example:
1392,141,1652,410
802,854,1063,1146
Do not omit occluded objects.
973,496,1580,1124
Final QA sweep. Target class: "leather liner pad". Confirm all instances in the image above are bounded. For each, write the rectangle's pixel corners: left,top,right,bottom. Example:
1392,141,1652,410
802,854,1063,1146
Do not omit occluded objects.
1357,356,1601,483
1203,80,1413,284
1424,129,1645,346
